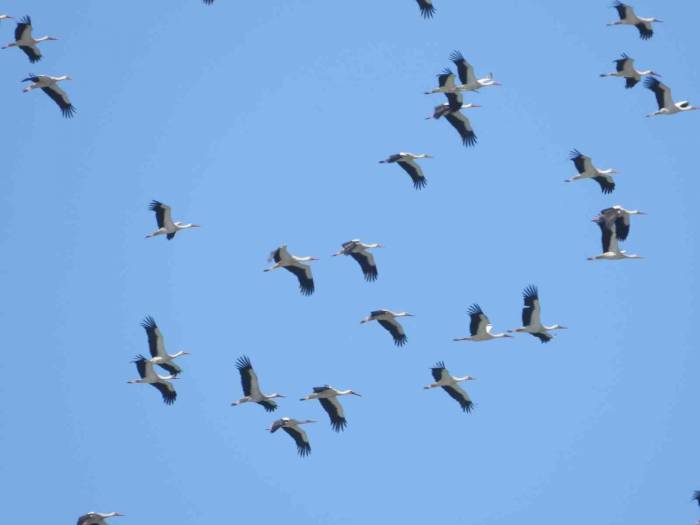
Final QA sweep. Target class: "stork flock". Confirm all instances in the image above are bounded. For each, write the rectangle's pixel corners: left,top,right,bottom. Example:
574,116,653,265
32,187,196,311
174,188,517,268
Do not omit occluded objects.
8,1,697,523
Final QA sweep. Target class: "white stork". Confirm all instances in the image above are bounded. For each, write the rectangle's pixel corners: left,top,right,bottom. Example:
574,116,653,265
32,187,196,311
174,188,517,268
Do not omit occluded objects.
2,16,57,63
268,417,315,457
360,309,413,347
232,355,285,412
76,512,124,525
566,150,618,194
424,361,475,413
141,316,189,376
588,216,642,261
644,77,697,117
594,205,645,242
21,74,74,118
145,200,200,240
379,153,431,190
128,355,178,405
449,50,501,92
300,386,361,432
608,2,662,40
600,53,660,89
264,245,318,296
333,239,383,282
509,285,566,343
453,304,512,342
416,0,436,19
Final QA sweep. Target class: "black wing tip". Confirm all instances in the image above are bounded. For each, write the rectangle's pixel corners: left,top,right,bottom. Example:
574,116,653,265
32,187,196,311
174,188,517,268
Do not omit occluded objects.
162,391,177,405
132,353,148,363
597,179,616,194
462,131,477,147
449,50,464,62
261,401,277,413
330,418,348,432
419,4,436,18
141,315,157,329
533,332,552,343
297,443,311,457
393,334,408,347
432,360,446,370
637,25,653,39
569,148,583,159
692,491,700,504
523,284,539,299
300,283,315,296
439,67,453,77
643,76,660,89
235,355,252,370
412,177,427,190
148,200,163,210
467,303,483,315
363,268,378,282
460,400,474,413
19,15,31,25
61,105,76,118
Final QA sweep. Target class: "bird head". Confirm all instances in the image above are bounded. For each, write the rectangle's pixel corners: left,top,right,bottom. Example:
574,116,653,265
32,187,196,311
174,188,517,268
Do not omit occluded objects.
554,325,568,330
464,376,476,381
46,36,59,41
350,391,362,397
272,393,286,399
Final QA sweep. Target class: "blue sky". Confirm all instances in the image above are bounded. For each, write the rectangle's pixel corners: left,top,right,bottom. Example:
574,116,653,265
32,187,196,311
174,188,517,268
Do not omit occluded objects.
1,1,699,523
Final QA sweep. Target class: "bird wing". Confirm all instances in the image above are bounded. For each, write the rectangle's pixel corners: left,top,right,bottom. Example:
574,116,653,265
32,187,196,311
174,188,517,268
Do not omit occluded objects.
319,397,347,432
283,262,315,296
133,355,150,379
595,218,615,253
397,159,427,190
157,361,182,377
522,285,541,327
282,426,311,456
152,381,177,405
258,399,278,412
615,54,632,73
693,491,700,506
141,316,166,359
441,384,473,412
467,304,489,336
625,77,639,89
449,50,476,86
444,111,477,147
149,201,173,229
569,149,592,174
20,45,41,63
593,175,615,194
15,16,32,41
613,2,630,20
41,85,75,118
76,514,99,525
635,22,653,40
645,78,673,110
236,355,262,397
610,211,631,241
531,332,553,343
416,0,436,18
445,91,463,111
431,361,448,382
349,251,378,281
436,69,455,90
378,318,407,347
269,419,285,433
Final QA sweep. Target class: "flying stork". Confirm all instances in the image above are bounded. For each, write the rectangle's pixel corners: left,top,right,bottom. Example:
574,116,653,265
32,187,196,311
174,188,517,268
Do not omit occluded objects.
453,304,512,342
644,77,698,117
333,239,383,282
588,216,642,261
608,2,662,40
509,285,566,343
360,309,413,347
264,245,318,296
600,54,660,89
76,512,124,525
145,200,200,240
141,316,189,376
424,361,475,413
128,355,178,405
21,74,74,118
416,0,436,19
449,50,501,92
232,355,285,412
268,417,316,457
2,16,57,63
300,386,361,432
566,150,618,194
594,205,645,242
379,153,431,190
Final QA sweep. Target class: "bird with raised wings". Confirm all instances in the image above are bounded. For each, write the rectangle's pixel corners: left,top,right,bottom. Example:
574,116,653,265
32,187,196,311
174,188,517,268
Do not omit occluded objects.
265,245,318,295
232,355,285,412
424,361,475,412
300,386,361,432
268,417,316,457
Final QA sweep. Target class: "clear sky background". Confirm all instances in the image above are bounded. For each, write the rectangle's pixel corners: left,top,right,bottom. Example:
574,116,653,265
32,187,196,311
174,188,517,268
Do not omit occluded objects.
1,1,699,523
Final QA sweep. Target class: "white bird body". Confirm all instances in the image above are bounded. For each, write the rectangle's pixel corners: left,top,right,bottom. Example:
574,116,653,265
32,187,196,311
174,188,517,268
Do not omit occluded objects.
608,2,662,40
453,304,512,342
76,512,124,525
300,385,361,432
268,417,316,456
3,16,57,63
232,355,285,412
145,200,200,240
424,362,475,412
333,239,382,281
600,54,660,89
644,77,697,117
265,245,318,295
128,355,178,404
509,286,566,343
361,309,413,347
